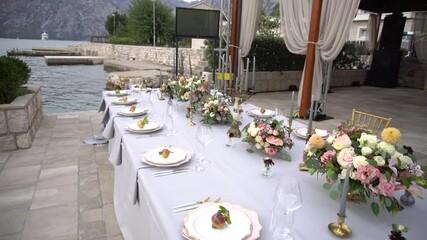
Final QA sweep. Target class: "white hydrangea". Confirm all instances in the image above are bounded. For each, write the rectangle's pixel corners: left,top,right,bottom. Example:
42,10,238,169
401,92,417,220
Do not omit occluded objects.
399,155,413,169
374,156,385,166
358,133,378,148
353,156,368,169
361,147,373,156
378,141,396,154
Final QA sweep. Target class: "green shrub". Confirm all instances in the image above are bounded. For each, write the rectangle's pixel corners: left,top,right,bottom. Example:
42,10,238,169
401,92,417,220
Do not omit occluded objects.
0,56,32,104
109,36,137,45
247,36,306,71
333,42,368,70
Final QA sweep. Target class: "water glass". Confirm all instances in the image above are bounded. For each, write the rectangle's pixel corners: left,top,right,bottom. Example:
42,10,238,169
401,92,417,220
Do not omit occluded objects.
270,177,302,240
191,140,205,172
165,101,178,135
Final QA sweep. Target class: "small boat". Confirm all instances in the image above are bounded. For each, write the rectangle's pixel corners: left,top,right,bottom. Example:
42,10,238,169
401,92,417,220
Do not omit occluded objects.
41,32,49,40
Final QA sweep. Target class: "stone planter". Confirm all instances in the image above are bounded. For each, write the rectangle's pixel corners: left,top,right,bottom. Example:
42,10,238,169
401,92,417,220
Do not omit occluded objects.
0,85,43,150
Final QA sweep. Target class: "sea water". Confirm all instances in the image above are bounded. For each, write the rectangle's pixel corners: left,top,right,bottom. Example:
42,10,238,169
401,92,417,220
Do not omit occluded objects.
0,38,107,114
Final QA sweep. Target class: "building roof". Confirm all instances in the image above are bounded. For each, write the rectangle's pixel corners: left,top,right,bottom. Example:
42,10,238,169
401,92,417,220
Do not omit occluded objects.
189,1,219,11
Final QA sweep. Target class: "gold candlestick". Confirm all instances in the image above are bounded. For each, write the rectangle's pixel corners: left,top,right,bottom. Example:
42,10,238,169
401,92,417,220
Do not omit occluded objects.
328,214,352,238
187,105,196,126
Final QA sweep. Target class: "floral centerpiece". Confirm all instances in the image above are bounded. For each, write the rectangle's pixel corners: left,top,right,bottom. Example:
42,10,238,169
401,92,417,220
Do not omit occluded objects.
201,95,233,125
242,118,293,161
303,122,427,215
168,75,208,108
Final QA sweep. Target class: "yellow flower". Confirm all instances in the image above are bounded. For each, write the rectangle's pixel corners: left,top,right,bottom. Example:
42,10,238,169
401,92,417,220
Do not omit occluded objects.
381,127,401,145
308,134,324,149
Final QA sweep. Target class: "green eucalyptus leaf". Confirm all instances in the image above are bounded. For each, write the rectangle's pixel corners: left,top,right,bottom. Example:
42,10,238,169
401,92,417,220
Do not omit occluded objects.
366,159,378,167
323,183,332,190
371,202,379,216
401,177,411,189
330,190,339,200
246,149,254,153
385,171,391,182
384,197,392,207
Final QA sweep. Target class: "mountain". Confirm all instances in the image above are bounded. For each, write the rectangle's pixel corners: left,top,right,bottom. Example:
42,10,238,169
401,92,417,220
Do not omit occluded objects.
0,0,277,41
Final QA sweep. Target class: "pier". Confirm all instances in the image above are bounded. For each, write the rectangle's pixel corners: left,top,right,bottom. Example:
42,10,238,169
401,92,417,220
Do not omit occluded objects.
44,56,113,65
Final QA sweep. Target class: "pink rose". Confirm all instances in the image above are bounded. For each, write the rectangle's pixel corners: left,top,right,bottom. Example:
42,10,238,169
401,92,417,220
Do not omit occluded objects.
367,166,381,179
332,134,352,150
258,123,266,130
265,147,278,156
336,148,354,167
218,106,224,111
355,165,370,184
321,150,336,163
378,177,396,197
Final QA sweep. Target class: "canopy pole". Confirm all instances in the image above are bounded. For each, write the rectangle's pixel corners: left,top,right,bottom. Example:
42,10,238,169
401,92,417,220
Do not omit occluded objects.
299,0,323,119
230,0,240,91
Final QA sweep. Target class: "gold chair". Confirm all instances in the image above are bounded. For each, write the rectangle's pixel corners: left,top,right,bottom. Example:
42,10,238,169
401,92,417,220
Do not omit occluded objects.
351,109,392,135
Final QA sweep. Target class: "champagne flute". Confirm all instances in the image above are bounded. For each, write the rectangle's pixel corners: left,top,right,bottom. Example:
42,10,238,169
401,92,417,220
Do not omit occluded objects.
270,177,302,240
195,124,214,165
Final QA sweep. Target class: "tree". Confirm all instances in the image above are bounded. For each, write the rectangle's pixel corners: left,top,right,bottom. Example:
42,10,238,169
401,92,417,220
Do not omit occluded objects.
105,11,127,36
127,0,174,46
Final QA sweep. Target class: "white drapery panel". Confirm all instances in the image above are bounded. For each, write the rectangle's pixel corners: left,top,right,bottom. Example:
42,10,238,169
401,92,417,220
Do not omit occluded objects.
280,0,360,105
367,13,380,66
238,0,262,84
239,0,263,57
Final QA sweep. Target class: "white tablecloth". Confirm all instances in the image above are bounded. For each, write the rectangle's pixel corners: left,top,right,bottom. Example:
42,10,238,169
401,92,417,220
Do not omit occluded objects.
100,91,427,240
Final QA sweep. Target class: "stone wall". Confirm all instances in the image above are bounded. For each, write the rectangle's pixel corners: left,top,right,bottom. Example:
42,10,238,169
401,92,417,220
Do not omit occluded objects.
0,85,43,150
253,69,368,92
78,43,208,74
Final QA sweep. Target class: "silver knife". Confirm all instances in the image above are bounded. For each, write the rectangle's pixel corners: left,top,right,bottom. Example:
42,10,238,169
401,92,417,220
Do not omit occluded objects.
173,204,201,213
154,169,189,177
154,168,188,176
172,197,210,209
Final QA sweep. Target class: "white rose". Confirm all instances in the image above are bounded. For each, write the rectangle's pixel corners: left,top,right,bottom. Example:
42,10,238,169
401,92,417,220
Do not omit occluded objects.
339,169,357,180
249,122,256,129
399,156,413,169
255,136,262,143
378,141,395,154
255,143,263,149
336,147,355,167
250,128,260,137
273,130,279,136
204,103,209,108
183,92,190,100
393,152,404,160
353,156,368,169
213,100,218,105
358,133,378,148
361,147,373,156
374,156,385,166
326,135,335,144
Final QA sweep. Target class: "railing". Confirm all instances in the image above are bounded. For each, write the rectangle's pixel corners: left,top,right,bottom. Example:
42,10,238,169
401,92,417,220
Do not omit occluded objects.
91,35,110,43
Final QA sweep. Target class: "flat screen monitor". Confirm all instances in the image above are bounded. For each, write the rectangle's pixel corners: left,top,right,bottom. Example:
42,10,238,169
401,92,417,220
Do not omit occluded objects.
176,7,220,39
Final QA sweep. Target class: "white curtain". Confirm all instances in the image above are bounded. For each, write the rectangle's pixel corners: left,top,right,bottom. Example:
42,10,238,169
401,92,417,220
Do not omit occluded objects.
239,0,263,57
367,13,380,66
280,0,360,105
237,0,262,87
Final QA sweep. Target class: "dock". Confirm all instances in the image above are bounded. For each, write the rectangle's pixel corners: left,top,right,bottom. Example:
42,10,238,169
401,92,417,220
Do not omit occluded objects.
44,56,113,65
7,46,79,57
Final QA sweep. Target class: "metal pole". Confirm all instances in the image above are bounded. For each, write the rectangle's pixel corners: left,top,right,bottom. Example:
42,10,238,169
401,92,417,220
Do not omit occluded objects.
112,14,115,36
152,0,156,47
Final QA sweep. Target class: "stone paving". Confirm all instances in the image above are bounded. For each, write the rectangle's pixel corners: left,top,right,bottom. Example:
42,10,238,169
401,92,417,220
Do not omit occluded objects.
0,111,122,240
0,86,426,240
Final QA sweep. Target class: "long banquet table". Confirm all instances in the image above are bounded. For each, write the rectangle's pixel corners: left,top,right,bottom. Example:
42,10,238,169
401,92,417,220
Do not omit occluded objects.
100,90,427,240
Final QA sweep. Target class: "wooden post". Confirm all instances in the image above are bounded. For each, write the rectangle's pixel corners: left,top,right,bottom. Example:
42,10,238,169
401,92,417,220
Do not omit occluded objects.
299,0,323,119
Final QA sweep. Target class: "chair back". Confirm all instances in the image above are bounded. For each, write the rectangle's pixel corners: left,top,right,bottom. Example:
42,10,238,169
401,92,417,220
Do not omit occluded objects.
351,109,392,135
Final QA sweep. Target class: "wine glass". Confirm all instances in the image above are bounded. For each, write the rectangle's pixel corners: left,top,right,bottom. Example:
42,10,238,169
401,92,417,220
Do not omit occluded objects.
148,90,160,118
195,124,214,165
191,140,205,172
165,101,178,135
270,177,302,240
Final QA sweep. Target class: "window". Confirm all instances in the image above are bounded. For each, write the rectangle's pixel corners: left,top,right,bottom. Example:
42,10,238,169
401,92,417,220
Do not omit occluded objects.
359,28,367,39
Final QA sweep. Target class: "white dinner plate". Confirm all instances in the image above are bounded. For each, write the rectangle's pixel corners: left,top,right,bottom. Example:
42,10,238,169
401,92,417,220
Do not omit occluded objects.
127,122,162,133
184,202,252,240
144,147,187,165
107,90,128,96
293,127,328,139
141,150,191,167
248,109,275,118
118,107,147,117
182,203,262,240
112,97,137,105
